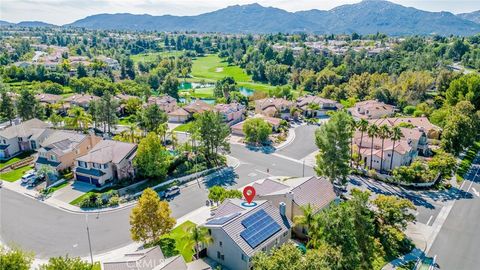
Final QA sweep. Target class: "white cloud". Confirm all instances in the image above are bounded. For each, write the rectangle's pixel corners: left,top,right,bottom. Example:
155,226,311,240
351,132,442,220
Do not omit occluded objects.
1,0,479,25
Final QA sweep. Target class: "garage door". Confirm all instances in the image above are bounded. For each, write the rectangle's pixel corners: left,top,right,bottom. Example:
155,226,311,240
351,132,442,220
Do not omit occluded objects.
76,174,90,184
90,178,100,186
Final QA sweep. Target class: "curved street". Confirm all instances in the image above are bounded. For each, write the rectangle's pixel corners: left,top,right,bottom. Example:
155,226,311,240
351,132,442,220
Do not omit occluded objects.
0,125,318,259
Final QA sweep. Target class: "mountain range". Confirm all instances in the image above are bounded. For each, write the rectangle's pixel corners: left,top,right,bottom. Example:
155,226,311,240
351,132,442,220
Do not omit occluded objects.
2,0,480,36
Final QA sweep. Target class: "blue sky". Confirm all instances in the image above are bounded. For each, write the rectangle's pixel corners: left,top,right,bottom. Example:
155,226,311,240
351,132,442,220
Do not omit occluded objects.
1,0,479,25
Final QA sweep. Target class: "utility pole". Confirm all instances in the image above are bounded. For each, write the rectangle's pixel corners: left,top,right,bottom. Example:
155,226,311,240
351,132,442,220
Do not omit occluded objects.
85,214,94,265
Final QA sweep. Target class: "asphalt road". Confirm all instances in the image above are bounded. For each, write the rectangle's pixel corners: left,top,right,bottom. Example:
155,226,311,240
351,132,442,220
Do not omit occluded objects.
276,124,319,160
428,164,480,270
0,142,315,258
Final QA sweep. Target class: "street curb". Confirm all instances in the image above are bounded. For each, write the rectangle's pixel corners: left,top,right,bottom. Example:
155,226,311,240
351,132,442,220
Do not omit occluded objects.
275,127,296,151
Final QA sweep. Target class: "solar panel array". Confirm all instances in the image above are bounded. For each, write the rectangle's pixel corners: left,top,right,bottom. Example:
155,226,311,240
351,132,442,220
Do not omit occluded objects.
206,212,241,225
240,209,282,248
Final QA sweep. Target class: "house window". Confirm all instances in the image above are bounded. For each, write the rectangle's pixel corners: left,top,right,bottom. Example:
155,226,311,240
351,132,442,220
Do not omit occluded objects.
30,141,37,149
50,155,57,161
219,241,222,247
217,251,224,260
93,163,100,169
78,161,87,168
18,137,23,142
283,231,288,237
103,164,108,169
241,254,247,262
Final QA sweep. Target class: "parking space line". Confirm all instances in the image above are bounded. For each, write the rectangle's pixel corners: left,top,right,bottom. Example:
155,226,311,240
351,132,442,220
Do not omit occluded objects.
460,181,466,190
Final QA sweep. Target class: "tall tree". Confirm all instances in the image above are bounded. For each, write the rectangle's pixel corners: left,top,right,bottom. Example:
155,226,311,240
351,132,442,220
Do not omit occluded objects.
194,111,230,163
137,104,168,133
130,188,176,244
367,124,379,170
134,132,172,180
17,89,38,120
315,111,353,185
357,119,369,166
182,225,213,260
389,126,403,171
0,92,15,124
243,118,272,145
378,125,391,172
293,204,316,243
441,101,479,155
65,107,92,131
162,74,179,99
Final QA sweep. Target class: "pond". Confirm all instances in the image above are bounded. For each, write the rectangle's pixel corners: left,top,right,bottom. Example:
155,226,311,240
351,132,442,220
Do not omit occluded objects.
179,82,214,90
239,87,254,97
179,97,215,105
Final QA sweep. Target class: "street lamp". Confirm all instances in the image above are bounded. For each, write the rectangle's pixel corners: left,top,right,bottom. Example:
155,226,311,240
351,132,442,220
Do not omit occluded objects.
85,214,94,265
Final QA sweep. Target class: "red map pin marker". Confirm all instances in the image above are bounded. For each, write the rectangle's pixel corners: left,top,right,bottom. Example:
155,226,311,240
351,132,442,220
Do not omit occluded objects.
243,186,256,204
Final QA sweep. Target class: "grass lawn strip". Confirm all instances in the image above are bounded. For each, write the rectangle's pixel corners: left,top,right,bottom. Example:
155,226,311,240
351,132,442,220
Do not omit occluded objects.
0,152,34,169
173,121,195,132
0,165,34,182
456,140,480,182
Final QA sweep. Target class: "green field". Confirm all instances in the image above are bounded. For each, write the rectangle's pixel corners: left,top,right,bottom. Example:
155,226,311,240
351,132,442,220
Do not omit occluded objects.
190,54,277,93
162,221,196,262
173,121,195,132
179,87,215,99
131,51,185,63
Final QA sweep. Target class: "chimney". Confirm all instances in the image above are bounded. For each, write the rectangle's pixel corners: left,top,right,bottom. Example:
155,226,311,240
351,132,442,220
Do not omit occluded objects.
279,202,286,217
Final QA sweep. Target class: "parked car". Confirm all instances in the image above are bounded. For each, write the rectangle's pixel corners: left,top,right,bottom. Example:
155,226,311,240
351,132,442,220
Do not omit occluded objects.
21,171,36,184
164,186,180,197
26,176,40,188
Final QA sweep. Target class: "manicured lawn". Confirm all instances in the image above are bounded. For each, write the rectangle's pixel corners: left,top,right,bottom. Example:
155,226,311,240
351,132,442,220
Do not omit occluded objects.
173,121,195,132
179,87,215,98
69,185,116,206
131,51,184,62
0,165,34,182
456,140,480,182
190,54,279,93
162,221,196,262
44,181,69,195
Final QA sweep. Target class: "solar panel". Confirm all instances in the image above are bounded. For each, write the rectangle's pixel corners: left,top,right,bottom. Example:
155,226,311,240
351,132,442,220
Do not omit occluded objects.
206,212,241,225
240,209,282,248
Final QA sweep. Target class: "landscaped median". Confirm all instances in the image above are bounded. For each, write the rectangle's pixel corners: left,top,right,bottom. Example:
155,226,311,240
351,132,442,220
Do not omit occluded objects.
456,140,480,182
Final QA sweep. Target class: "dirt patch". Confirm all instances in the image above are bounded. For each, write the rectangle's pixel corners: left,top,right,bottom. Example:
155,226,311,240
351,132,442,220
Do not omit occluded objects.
215,67,224,73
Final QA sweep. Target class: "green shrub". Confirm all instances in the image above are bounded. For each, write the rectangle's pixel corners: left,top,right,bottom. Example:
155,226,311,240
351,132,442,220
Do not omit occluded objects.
108,196,120,207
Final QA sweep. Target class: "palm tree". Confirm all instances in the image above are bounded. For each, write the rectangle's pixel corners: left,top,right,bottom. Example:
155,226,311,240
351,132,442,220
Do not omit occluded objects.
182,225,213,260
293,204,316,242
379,125,391,172
389,126,403,171
156,122,168,145
367,124,379,170
357,119,369,167
349,119,358,167
65,106,92,131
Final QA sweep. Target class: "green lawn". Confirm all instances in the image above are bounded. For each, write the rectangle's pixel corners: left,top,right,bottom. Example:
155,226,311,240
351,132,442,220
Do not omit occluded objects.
179,87,215,99
0,165,34,182
162,221,196,262
190,54,277,93
131,51,185,62
44,181,69,195
0,152,33,169
69,185,115,206
456,140,480,182
173,121,195,132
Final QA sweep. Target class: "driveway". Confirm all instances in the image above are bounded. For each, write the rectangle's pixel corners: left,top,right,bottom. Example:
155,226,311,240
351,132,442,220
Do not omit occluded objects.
51,181,94,203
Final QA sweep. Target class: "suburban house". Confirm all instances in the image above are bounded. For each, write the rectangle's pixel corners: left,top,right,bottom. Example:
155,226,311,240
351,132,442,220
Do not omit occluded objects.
184,100,214,115
0,119,50,160
214,102,246,126
64,94,100,109
230,114,282,136
34,93,62,105
147,95,177,113
102,246,187,270
168,107,190,123
348,100,396,119
353,127,424,171
74,140,137,186
35,130,102,174
369,117,442,140
296,95,343,117
205,199,292,270
255,98,294,119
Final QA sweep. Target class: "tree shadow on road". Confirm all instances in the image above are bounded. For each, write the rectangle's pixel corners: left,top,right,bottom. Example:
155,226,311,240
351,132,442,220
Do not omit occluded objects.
245,145,276,154
421,187,474,203
203,167,238,189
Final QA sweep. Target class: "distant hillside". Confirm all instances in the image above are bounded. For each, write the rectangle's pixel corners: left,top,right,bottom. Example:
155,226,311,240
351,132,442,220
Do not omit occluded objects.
5,0,480,35
66,1,480,35
458,10,480,24
16,21,57,27
0,20,13,26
